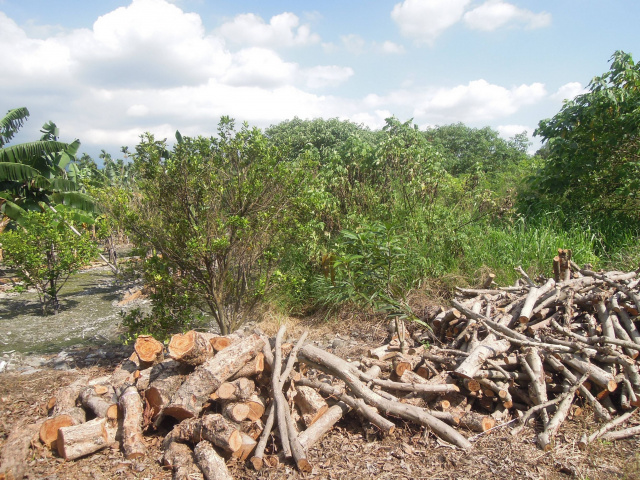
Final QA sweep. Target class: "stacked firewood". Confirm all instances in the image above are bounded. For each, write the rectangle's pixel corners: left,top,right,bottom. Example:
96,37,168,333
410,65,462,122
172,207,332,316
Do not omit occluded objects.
2,251,640,479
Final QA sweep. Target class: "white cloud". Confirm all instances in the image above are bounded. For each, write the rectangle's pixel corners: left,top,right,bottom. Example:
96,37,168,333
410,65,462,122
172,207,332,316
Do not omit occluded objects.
127,104,150,117
391,0,471,45
552,82,586,101
220,48,298,88
341,34,367,54
379,41,405,54
218,12,320,48
496,124,529,138
463,0,551,31
304,66,354,88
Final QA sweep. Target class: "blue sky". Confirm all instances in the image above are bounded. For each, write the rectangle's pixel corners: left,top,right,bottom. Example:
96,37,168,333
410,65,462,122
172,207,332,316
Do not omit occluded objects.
1,0,639,160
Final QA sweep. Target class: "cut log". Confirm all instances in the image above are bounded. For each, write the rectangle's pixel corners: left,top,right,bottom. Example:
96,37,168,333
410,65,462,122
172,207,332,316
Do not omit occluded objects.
459,412,495,432
298,402,350,450
118,385,146,459
170,414,243,453
215,378,256,402
210,336,233,352
299,344,472,449
0,421,42,480
230,353,265,380
240,418,265,440
454,337,511,379
40,407,86,449
46,376,89,416
223,402,251,422
231,433,258,462
169,330,215,366
57,417,110,461
164,333,265,420
368,344,399,361
163,437,204,480
134,334,164,367
392,353,422,377
145,359,189,421
79,385,118,420
294,385,329,426
245,394,266,422
194,440,234,480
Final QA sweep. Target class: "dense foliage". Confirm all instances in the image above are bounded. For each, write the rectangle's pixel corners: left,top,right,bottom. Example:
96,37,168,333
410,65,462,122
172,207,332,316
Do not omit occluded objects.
3,50,639,336
530,50,640,234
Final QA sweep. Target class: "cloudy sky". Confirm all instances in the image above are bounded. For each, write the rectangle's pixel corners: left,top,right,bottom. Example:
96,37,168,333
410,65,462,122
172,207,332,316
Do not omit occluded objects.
1,0,638,160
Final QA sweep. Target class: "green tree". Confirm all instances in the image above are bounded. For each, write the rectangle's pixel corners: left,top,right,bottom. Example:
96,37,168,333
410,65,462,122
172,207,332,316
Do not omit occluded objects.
532,50,640,224
2,208,98,314
125,118,310,335
0,108,96,228
425,123,529,176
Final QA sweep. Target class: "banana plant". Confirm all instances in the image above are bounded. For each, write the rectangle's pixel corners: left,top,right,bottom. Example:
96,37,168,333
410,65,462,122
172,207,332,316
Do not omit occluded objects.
0,108,97,229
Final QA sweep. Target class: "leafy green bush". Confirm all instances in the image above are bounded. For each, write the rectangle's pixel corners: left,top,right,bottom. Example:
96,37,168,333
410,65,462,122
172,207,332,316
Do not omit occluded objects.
1,208,98,314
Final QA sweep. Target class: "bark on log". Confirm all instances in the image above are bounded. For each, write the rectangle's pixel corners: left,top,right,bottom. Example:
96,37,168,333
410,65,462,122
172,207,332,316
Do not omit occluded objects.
163,437,204,480
40,407,86,449
294,385,329,427
79,385,118,420
216,378,256,402
296,378,396,434
231,433,258,462
194,440,234,480
0,421,42,480
230,353,264,380
458,412,495,432
170,414,243,453
118,385,146,459
134,334,164,367
245,394,266,422
223,402,251,423
298,402,350,450
392,353,422,377
454,336,511,379
164,333,265,420
210,336,233,352
299,344,472,449
57,417,110,461
169,330,215,366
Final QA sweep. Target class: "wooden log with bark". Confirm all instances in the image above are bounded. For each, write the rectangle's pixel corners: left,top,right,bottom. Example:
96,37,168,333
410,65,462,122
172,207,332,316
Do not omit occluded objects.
164,333,265,420
134,334,165,367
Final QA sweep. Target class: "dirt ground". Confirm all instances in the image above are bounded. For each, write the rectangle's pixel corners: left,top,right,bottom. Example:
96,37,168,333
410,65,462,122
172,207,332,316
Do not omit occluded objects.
2,318,640,480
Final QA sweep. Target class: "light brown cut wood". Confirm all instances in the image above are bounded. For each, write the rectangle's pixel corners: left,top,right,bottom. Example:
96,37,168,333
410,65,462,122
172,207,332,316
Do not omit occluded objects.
459,411,495,432
118,385,146,459
392,353,422,377
210,336,233,352
245,394,266,422
194,440,234,480
79,385,118,420
298,402,350,450
231,433,258,462
215,377,256,402
223,402,251,422
134,334,164,367
294,385,329,426
163,437,204,480
164,334,265,420
170,414,243,453
230,353,265,380
39,407,87,449
299,344,472,449
144,359,189,422
169,330,215,366
368,343,400,361
57,417,110,461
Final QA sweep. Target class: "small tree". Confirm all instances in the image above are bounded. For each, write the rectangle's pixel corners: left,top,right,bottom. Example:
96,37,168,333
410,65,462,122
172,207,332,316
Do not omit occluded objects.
1,208,98,314
125,118,310,335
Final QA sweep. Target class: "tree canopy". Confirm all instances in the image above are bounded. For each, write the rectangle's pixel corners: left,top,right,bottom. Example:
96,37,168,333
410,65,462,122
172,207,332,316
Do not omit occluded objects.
533,50,640,224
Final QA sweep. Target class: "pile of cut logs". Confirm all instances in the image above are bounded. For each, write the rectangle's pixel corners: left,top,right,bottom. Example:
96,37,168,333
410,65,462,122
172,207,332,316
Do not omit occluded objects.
2,251,640,480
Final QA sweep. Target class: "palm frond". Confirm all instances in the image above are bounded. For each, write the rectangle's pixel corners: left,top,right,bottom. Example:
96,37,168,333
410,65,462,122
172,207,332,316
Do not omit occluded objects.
0,162,40,182
0,140,70,163
0,107,30,147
